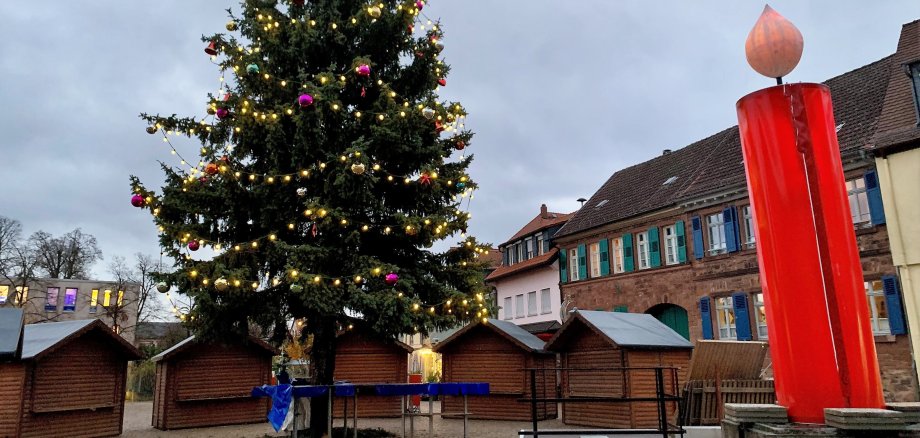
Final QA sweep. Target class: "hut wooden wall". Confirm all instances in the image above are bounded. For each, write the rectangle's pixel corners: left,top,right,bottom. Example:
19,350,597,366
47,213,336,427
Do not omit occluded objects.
440,325,557,421
0,363,26,437
333,332,408,418
16,331,129,438
153,343,271,430
625,349,691,428
560,326,632,428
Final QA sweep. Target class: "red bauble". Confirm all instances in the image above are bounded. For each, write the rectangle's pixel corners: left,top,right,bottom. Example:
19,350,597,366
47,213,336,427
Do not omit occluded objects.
198,176,208,183
438,78,446,86
455,141,466,151
385,273,399,286
219,155,229,162
205,163,219,175
435,121,444,133
188,240,200,251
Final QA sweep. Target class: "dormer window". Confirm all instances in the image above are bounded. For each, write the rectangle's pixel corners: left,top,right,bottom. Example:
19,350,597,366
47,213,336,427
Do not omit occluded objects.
909,62,920,125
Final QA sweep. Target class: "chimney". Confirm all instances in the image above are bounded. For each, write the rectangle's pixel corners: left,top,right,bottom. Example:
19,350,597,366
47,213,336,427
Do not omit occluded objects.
540,204,548,218
662,149,672,155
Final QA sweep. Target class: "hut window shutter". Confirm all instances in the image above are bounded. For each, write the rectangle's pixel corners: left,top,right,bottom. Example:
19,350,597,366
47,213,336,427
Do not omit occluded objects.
648,227,661,268
623,233,634,272
577,244,587,279
699,296,714,340
732,292,753,341
865,170,886,225
675,220,687,263
882,275,906,335
559,250,567,284
599,239,610,276
691,216,704,259
724,207,740,253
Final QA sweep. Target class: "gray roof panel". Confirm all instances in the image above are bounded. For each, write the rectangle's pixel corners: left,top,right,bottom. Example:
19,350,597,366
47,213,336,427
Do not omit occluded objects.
575,310,693,349
0,308,24,360
21,319,96,359
487,319,548,351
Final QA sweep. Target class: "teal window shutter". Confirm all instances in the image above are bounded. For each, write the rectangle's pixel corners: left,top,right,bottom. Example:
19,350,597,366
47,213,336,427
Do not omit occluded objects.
675,220,687,263
559,249,567,283
543,230,551,252
648,227,661,268
613,305,628,312
865,170,886,225
599,239,610,276
577,244,587,279
622,233,634,272
699,296,713,340
882,275,906,335
732,292,752,341
691,216,704,259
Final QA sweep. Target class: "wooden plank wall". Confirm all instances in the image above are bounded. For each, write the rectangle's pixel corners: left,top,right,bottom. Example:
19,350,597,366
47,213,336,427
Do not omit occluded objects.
0,363,26,437
153,343,271,430
625,350,691,428
559,325,631,428
333,332,408,418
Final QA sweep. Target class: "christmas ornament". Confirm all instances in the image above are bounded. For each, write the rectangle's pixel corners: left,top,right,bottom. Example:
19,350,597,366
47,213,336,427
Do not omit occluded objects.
408,25,414,34
247,63,260,74
419,174,431,184
456,182,466,189
206,107,216,115
205,163,219,175
356,64,371,77
435,121,444,133
415,1,424,11
131,194,145,207
216,108,230,119
214,277,229,292
188,240,200,251
434,41,445,52
146,126,157,134
422,107,435,119
156,282,170,293
296,187,307,197
298,94,314,108
198,176,208,183
368,6,382,18
415,51,424,58
351,163,366,175
226,21,238,31
311,223,318,237
385,273,399,286
438,78,447,86
204,41,218,55
455,140,466,150
219,155,230,162
290,283,303,293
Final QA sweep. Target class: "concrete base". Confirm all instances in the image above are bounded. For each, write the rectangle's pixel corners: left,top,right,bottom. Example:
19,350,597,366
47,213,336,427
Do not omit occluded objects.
722,404,920,437
889,403,920,424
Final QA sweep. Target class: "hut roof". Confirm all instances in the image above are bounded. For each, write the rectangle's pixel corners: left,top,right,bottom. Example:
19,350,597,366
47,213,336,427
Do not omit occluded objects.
22,319,142,361
336,329,415,353
433,319,549,353
546,310,693,351
0,308,24,361
151,335,279,362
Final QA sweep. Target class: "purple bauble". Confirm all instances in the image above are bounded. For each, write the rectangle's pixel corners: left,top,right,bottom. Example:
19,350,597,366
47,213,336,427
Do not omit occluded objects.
385,272,399,286
216,108,230,119
356,64,371,77
298,94,314,108
131,194,145,207
415,1,424,10
188,240,200,251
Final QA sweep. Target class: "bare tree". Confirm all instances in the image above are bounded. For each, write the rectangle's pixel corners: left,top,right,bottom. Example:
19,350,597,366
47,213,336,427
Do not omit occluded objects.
0,216,51,321
105,253,168,337
133,253,166,323
30,228,102,279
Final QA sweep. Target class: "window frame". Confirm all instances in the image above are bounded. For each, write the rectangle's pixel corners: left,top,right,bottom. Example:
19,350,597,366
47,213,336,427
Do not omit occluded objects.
517,242,524,263
515,294,525,318
663,225,679,265
503,296,513,320
612,238,624,274
63,287,78,312
527,291,538,316
540,288,552,314
45,287,60,312
707,213,727,255
742,205,755,248
589,242,601,277
569,248,580,281
714,296,737,340
90,289,99,313
637,232,650,270
15,286,28,305
908,61,920,125
537,233,545,255
526,239,534,259
752,292,767,339
846,178,871,225
866,279,890,335
0,285,8,305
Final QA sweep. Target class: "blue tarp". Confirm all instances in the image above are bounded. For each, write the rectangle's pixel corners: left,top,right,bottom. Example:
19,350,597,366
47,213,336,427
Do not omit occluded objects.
252,384,292,432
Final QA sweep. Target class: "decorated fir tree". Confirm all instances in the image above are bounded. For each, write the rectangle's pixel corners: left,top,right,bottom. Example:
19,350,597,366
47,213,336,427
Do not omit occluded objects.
131,0,489,434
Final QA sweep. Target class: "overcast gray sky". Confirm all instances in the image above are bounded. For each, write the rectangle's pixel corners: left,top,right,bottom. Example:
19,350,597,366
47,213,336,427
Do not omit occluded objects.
1,1,917,286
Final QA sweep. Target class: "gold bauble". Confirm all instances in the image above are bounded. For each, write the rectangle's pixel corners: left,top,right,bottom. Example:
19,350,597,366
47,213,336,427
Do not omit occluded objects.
368,6,382,19
214,278,229,292
351,163,366,175
226,21,238,32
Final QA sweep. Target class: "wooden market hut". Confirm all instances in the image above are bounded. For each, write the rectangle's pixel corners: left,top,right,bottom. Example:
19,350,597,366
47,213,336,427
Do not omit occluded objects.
151,335,278,430
332,329,412,418
0,317,142,438
545,310,693,429
434,319,557,420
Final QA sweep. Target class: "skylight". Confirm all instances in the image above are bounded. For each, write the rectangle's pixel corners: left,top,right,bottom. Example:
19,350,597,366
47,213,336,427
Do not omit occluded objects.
595,200,609,208
663,176,678,185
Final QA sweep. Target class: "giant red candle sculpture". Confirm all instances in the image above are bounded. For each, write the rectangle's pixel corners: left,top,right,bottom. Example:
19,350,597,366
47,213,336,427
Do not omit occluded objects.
736,5,884,423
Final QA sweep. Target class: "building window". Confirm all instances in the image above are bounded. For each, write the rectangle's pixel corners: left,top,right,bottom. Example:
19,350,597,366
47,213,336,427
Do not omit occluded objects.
846,178,871,225
515,294,525,318
612,238,624,273
540,288,551,314
503,296,513,320
517,242,524,263
103,289,112,307
664,226,679,265
637,232,650,269
90,289,99,313
537,233,545,255
525,239,534,259
909,62,920,123
45,287,59,312
0,285,8,305
63,288,78,312
753,292,767,339
117,290,125,306
569,248,579,281
742,205,755,248
708,214,727,255
589,242,601,277
15,286,28,305
714,296,736,339
866,280,890,335
527,291,537,316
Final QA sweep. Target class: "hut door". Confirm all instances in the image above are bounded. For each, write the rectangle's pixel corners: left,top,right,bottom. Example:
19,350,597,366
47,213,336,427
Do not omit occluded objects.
648,304,690,340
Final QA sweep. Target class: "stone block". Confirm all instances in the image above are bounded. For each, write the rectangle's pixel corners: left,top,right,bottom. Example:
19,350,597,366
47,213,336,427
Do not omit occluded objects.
724,403,789,424
888,402,920,423
824,408,905,430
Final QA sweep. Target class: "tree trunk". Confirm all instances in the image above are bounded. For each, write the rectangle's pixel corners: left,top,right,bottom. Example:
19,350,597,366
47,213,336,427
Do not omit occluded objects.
309,318,337,438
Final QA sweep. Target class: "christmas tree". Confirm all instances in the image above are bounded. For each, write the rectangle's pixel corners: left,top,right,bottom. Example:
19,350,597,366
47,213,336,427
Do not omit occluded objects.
131,0,490,434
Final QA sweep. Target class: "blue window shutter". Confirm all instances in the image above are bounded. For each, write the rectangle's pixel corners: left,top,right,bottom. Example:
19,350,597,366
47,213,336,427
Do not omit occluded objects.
691,216,704,259
543,231,551,252
532,235,539,257
675,220,687,263
503,248,510,266
599,239,610,276
559,250,567,284
577,244,587,279
623,233,634,272
732,292,753,341
731,207,742,250
613,305,628,312
648,227,661,268
865,171,886,225
724,207,739,253
882,275,906,335
699,297,713,340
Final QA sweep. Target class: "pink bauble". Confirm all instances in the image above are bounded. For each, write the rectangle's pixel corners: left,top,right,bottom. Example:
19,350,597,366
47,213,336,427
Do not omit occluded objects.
385,273,399,286
188,240,200,251
356,64,371,77
216,108,230,119
298,94,314,108
131,194,145,207
415,1,424,10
